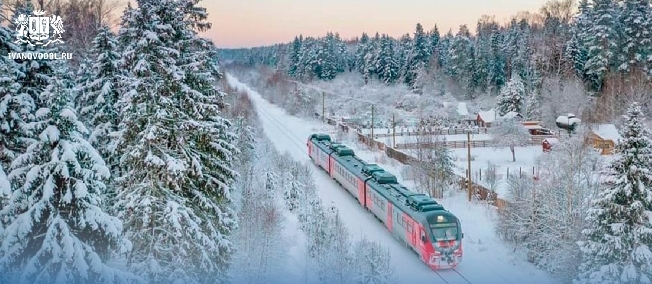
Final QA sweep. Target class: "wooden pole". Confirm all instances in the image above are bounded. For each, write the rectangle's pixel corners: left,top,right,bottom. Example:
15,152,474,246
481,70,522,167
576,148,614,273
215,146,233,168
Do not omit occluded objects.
322,92,325,123
371,104,375,139
467,131,472,202
392,113,396,148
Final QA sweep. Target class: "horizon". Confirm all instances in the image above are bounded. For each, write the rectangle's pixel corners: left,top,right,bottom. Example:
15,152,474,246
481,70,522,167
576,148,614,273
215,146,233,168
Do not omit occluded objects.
204,0,554,49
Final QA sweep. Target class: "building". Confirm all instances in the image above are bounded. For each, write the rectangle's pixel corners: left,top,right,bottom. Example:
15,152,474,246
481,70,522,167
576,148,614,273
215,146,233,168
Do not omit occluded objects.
476,110,523,127
542,137,560,152
587,124,622,155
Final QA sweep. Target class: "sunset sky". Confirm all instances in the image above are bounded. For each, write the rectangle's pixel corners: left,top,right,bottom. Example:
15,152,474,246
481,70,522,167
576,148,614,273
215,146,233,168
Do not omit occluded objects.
204,0,552,48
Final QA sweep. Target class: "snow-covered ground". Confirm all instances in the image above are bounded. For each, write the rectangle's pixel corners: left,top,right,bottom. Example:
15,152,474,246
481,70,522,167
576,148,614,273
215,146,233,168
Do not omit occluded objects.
226,73,558,284
443,146,544,198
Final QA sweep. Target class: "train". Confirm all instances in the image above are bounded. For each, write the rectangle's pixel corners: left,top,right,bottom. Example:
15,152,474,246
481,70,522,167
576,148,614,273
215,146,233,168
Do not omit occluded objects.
307,133,463,270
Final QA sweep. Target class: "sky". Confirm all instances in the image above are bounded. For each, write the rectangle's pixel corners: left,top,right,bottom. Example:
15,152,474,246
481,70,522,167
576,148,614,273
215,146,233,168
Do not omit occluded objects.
205,0,552,48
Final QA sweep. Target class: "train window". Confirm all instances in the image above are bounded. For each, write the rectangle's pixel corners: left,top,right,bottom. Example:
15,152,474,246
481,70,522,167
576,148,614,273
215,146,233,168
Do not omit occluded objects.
407,223,413,233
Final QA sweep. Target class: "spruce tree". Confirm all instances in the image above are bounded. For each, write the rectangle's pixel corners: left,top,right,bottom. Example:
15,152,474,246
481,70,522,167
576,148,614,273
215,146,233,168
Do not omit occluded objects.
618,0,651,73
524,93,542,121
77,26,121,173
576,102,652,284
0,20,24,167
583,0,618,91
289,36,302,77
566,0,592,80
0,71,136,284
495,74,525,116
114,0,239,282
404,23,430,89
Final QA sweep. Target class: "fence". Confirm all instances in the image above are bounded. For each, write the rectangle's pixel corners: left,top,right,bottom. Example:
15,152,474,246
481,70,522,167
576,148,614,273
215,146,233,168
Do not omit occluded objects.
471,166,539,182
395,140,490,149
370,127,488,138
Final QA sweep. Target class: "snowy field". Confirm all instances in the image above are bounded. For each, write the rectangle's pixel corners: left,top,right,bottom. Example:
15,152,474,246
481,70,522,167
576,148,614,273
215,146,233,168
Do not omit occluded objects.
440,145,544,198
226,73,558,284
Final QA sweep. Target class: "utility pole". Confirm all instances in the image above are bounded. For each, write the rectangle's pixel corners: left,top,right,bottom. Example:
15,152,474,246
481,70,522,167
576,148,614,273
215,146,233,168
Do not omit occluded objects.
392,113,396,148
322,92,325,123
467,130,472,201
371,104,375,139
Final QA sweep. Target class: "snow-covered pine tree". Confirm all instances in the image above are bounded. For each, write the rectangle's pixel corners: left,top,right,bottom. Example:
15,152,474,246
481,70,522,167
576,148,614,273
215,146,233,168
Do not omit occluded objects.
404,23,431,90
576,102,652,284
289,36,303,77
495,74,525,116
566,0,592,80
353,237,395,284
583,0,618,91
377,35,399,85
71,57,94,109
446,25,475,97
0,70,137,284
617,0,651,74
431,139,455,197
317,204,354,284
113,0,239,282
0,19,24,167
0,162,9,231
77,26,121,174
523,93,542,121
11,0,57,108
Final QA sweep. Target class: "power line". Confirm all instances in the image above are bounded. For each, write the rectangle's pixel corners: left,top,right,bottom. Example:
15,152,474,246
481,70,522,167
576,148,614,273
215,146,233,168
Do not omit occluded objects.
287,79,375,104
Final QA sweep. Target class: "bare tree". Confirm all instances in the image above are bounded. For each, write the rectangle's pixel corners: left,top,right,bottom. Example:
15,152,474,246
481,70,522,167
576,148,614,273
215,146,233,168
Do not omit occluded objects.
491,118,531,162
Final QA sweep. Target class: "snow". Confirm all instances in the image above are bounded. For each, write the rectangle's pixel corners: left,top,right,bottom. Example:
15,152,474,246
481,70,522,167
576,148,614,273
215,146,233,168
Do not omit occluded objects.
437,145,544,198
457,102,469,117
478,109,497,123
502,111,520,120
544,138,560,144
591,124,622,142
0,164,9,197
226,73,557,284
556,115,581,125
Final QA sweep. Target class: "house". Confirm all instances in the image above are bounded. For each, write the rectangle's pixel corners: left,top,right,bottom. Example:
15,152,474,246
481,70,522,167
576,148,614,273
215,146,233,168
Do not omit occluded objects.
542,137,560,152
476,109,523,127
476,110,496,127
587,124,622,155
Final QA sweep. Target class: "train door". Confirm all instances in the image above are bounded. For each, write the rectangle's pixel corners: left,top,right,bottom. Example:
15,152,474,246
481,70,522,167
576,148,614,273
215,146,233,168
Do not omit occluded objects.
329,155,335,177
387,203,393,231
357,179,365,206
407,221,416,247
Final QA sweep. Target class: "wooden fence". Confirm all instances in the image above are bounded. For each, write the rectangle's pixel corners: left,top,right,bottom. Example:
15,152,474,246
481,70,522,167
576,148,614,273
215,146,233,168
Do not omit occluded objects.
370,127,488,138
395,140,490,149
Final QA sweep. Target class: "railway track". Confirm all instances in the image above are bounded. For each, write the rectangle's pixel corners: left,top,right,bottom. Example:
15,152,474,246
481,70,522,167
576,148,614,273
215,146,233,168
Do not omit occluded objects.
242,77,475,284
434,268,473,284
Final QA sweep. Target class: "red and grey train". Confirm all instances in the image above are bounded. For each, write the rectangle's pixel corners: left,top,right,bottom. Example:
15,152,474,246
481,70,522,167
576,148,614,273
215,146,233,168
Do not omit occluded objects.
307,133,463,270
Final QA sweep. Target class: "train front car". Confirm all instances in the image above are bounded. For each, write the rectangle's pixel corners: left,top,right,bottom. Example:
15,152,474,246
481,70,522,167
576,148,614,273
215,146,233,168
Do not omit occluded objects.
422,211,463,269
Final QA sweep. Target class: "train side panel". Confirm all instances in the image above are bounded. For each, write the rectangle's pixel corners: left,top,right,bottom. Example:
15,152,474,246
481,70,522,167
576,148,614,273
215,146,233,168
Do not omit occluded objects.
331,159,360,200
357,179,365,206
366,188,388,224
318,148,329,170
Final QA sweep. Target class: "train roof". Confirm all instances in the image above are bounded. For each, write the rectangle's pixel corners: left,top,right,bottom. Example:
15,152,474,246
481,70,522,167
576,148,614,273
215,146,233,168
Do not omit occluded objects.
310,134,458,226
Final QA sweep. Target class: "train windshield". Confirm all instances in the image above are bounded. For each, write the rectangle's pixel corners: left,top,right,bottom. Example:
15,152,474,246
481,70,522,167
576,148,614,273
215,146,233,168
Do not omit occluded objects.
430,223,458,241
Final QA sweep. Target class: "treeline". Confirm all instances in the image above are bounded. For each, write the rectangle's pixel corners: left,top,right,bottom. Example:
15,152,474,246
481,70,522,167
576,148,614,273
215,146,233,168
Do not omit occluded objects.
1,0,240,283
219,0,651,118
